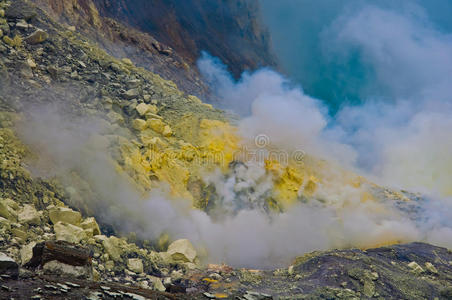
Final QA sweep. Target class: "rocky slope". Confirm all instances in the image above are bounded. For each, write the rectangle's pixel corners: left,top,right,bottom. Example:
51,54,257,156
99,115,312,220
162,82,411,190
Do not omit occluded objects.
91,0,277,78
0,0,451,299
28,0,277,98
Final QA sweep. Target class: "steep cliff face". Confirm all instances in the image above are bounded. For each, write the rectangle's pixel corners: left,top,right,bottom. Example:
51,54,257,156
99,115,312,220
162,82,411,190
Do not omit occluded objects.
92,0,277,78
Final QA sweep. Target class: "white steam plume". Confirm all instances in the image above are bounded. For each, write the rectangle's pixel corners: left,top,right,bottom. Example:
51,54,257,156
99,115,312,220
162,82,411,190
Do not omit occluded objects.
323,4,452,196
195,2,452,260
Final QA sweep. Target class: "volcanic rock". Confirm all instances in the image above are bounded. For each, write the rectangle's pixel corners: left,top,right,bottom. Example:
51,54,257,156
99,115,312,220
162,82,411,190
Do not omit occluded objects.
135,103,157,116
167,239,197,263
147,118,165,134
20,242,36,265
54,222,87,243
49,206,82,225
80,217,101,236
18,204,41,225
5,0,37,21
43,260,92,279
122,89,139,100
24,241,92,269
24,29,48,44
132,118,147,131
0,253,18,279
127,258,143,274
98,236,126,261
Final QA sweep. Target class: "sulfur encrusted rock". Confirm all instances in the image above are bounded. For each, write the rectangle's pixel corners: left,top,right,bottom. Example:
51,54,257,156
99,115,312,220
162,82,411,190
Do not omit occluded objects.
147,118,165,134
135,103,157,116
408,261,424,274
166,239,197,263
127,258,143,274
49,206,82,225
80,217,101,236
162,125,172,137
18,204,41,225
54,222,87,244
132,118,147,131
425,262,438,274
121,58,133,66
20,241,36,265
0,201,13,220
98,235,124,261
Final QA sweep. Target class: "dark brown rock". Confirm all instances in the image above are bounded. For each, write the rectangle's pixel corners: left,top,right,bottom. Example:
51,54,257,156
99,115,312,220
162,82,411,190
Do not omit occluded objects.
24,241,92,269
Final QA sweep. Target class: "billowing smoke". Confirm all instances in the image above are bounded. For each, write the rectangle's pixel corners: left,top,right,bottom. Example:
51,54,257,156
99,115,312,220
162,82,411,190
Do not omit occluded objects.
16,102,430,269
258,1,452,197
195,1,452,264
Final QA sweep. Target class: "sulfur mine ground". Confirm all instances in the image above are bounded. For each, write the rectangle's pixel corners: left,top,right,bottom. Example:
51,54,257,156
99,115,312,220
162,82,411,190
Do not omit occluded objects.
0,0,451,299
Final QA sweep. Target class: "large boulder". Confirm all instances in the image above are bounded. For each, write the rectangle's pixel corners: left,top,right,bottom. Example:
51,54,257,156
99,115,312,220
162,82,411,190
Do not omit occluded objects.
24,29,48,45
49,206,82,225
0,253,18,279
54,222,87,243
24,241,92,269
18,204,41,225
167,239,197,263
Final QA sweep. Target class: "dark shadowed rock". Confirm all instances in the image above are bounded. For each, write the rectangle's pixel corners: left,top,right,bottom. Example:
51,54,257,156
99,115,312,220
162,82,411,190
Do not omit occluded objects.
5,0,37,21
24,241,92,269
0,253,19,279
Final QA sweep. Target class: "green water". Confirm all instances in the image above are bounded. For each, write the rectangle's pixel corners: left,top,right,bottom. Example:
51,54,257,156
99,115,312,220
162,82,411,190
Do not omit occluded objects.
260,0,452,113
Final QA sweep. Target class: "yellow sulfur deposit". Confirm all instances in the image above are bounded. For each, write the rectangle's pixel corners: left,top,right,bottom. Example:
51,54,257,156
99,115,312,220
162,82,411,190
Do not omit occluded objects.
115,93,408,223
264,158,320,209
118,113,241,202
198,119,241,169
